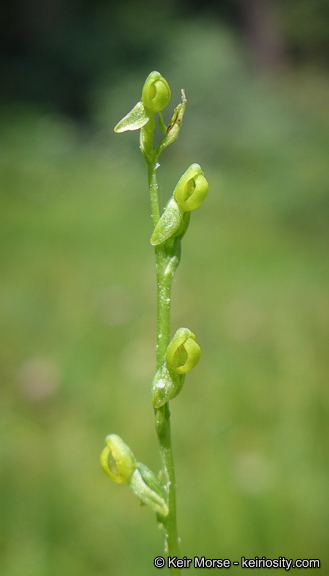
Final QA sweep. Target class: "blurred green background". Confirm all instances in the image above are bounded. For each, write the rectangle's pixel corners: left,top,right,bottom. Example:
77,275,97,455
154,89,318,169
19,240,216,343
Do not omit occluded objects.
1,1,329,574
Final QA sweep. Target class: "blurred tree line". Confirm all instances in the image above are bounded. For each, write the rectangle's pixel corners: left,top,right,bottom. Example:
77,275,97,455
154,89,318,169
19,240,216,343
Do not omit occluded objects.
1,0,328,119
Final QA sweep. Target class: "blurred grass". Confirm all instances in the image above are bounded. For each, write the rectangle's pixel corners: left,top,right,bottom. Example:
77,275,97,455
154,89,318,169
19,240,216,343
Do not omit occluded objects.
1,20,329,576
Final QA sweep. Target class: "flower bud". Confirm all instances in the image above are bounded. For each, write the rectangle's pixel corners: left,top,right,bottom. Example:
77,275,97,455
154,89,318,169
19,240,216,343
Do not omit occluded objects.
174,164,208,212
166,328,201,374
156,89,187,154
142,71,171,113
100,434,136,483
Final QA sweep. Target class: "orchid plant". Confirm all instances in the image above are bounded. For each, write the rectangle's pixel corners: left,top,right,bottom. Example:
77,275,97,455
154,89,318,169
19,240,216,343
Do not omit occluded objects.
100,72,208,572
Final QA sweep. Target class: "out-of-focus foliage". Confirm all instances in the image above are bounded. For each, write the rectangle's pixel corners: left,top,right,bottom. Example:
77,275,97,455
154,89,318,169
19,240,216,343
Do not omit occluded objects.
1,0,329,116
0,0,175,117
281,0,329,62
1,9,329,576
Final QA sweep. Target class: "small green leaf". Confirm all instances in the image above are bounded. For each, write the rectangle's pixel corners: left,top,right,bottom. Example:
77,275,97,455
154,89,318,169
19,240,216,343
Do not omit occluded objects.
152,361,184,408
129,469,168,516
137,463,166,501
150,198,183,246
114,101,149,133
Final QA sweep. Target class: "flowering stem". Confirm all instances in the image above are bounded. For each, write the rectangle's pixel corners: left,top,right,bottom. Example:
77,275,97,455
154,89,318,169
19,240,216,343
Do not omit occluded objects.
111,72,208,573
147,156,180,570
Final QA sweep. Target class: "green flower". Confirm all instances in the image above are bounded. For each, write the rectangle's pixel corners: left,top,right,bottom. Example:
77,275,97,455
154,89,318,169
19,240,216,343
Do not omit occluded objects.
100,434,136,483
141,71,171,113
174,164,209,212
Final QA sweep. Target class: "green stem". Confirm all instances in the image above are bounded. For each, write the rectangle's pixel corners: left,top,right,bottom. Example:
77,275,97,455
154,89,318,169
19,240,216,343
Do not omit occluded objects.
148,163,160,227
155,246,172,366
147,157,180,572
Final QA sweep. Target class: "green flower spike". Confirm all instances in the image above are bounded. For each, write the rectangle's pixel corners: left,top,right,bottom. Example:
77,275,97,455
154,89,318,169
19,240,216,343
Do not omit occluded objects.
152,328,201,408
100,434,136,483
111,71,209,561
